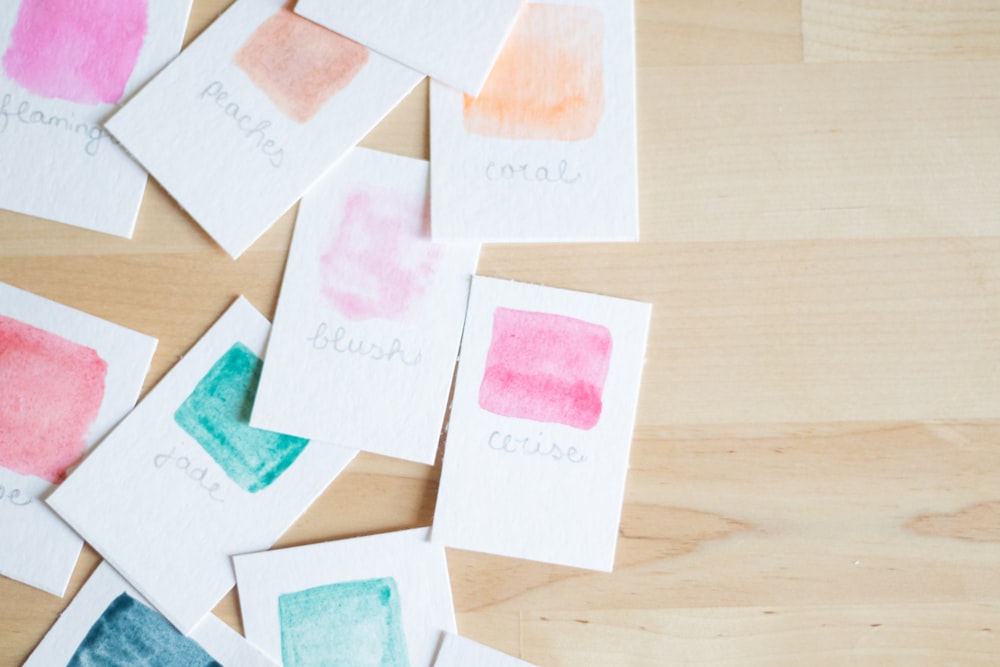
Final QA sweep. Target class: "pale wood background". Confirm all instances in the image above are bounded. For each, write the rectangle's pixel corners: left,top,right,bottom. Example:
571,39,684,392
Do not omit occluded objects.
3,1,1000,664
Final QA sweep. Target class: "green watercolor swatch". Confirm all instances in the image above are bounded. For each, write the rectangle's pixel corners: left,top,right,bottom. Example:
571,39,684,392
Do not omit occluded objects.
174,342,309,493
279,577,410,667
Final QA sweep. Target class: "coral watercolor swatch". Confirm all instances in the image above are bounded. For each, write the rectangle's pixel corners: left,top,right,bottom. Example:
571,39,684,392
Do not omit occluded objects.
234,2,369,123
0,282,156,597
0,315,107,483
433,277,651,571
430,0,638,242
463,3,604,141
3,0,148,105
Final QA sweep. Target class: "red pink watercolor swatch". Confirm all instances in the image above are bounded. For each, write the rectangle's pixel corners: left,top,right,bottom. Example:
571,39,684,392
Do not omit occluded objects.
320,187,442,321
463,3,605,142
234,2,369,123
0,314,108,483
478,307,612,430
2,0,148,105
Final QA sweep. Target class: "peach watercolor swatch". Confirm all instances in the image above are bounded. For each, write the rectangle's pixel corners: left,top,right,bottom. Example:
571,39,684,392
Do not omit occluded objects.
463,3,605,142
320,187,442,321
234,3,369,124
478,307,612,430
2,0,148,105
0,314,108,483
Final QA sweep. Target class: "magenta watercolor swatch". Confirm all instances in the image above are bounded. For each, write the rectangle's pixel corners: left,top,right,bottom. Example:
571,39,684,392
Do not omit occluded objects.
0,314,108,483
320,187,442,321
478,307,612,430
3,0,148,105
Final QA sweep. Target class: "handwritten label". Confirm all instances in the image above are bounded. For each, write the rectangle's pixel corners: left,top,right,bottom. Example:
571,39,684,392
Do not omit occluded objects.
0,93,108,156
487,429,587,464
306,322,422,367
485,160,581,185
154,447,225,502
199,81,285,168
0,484,31,507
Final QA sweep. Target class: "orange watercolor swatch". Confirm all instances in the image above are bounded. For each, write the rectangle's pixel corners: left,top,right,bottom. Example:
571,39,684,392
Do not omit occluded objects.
234,3,369,124
463,4,605,142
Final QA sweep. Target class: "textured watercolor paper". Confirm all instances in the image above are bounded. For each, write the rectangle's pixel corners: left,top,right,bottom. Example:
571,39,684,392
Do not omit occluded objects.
432,277,651,571
25,562,276,667
0,282,156,596
430,0,638,242
294,0,525,95
251,148,479,464
234,528,455,667
0,0,192,236
48,298,357,633
105,0,425,258
434,633,537,667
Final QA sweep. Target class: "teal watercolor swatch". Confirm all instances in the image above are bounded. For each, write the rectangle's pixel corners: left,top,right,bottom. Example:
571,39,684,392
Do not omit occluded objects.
279,577,410,667
174,342,309,493
68,592,220,667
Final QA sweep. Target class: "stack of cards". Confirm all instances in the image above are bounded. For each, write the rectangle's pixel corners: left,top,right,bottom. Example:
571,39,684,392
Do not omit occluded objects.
5,0,650,664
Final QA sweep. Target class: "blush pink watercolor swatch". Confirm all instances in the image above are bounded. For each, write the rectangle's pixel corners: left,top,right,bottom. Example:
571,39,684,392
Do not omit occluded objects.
2,0,148,105
320,187,442,321
234,2,369,124
0,315,108,483
478,308,612,430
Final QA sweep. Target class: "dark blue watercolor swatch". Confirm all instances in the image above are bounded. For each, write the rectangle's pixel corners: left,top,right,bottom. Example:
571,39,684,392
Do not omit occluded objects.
174,342,310,493
67,592,220,667
279,576,410,667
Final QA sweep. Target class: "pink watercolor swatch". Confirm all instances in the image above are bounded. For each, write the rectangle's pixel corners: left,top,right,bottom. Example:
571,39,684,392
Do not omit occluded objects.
0,315,108,483
2,0,148,105
320,188,442,321
479,308,612,430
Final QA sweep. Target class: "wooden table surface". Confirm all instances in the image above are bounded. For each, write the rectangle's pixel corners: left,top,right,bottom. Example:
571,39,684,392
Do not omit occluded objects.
3,1,1000,664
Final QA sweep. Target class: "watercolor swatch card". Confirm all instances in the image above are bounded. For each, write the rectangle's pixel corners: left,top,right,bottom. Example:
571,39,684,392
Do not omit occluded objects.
251,148,479,465
25,562,276,667
234,528,455,667
432,277,651,571
105,0,425,258
294,0,525,95
48,298,357,633
434,633,538,667
0,282,156,595
430,0,638,242
0,0,192,236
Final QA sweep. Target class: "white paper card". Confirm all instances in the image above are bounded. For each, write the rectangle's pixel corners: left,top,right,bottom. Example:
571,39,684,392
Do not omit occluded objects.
0,0,192,236
294,0,524,95
234,527,455,667
105,0,425,258
430,0,638,242
48,297,357,633
434,633,537,667
251,148,479,464
432,277,651,570
0,282,156,595
25,562,276,667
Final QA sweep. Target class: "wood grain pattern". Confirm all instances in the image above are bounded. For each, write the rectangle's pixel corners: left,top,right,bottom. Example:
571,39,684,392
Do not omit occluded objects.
647,61,1000,243
3,1,1000,665
803,0,1000,62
